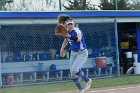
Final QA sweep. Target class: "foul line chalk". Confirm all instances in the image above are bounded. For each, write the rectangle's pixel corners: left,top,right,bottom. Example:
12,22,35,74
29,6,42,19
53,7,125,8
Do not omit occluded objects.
90,86,140,93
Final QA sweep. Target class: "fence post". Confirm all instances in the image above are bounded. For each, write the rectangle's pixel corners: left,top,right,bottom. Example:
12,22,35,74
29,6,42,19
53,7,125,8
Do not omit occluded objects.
137,28,140,62
114,19,120,76
0,49,2,87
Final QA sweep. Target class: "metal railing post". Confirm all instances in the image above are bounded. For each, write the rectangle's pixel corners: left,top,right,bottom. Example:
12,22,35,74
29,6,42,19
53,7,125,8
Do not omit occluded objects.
0,49,2,87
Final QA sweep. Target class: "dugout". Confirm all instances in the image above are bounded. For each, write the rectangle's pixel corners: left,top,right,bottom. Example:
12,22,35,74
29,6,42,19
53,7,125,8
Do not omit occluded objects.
0,11,140,86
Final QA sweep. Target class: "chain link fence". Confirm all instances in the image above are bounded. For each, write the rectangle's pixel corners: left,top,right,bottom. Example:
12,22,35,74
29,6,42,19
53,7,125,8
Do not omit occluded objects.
0,21,119,86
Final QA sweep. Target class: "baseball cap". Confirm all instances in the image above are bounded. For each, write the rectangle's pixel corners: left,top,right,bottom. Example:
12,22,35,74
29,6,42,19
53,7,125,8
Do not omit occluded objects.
66,19,74,25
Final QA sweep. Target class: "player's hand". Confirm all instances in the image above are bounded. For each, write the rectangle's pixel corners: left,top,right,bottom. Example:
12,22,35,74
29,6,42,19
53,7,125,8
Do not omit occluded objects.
60,49,65,57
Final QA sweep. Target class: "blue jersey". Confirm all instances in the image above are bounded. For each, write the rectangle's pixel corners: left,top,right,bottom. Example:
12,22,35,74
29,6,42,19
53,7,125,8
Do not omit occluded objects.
67,27,87,51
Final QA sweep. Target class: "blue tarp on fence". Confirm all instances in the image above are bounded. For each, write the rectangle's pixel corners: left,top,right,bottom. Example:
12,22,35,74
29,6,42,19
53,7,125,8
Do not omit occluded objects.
0,11,140,18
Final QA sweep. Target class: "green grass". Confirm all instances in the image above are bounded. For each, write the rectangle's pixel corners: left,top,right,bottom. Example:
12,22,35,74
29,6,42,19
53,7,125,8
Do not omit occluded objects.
1,75,140,93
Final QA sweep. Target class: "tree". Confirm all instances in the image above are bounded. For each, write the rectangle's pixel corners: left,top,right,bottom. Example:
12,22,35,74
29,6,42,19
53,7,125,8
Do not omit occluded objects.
118,0,131,10
99,0,132,10
0,0,10,10
132,2,140,10
2,0,58,11
99,0,114,10
130,0,140,10
63,0,97,10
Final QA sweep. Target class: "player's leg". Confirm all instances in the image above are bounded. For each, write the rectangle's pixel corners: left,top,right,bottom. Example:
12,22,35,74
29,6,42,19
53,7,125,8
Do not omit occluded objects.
72,50,89,82
70,51,85,93
70,51,77,73
72,50,92,90
76,69,92,91
71,71,85,92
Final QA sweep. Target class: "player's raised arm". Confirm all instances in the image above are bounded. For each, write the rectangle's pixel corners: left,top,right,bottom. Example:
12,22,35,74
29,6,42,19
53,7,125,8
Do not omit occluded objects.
60,39,68,57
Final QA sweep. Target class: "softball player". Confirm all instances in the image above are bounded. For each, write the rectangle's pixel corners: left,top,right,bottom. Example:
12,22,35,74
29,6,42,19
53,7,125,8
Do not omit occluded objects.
60,19,92,93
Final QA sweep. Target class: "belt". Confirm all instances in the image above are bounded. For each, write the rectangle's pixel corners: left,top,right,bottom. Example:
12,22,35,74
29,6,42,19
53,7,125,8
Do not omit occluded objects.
72,49,86,52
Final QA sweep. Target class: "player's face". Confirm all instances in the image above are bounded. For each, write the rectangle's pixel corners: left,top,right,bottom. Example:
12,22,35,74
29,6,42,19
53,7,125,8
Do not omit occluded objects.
67,23,74,30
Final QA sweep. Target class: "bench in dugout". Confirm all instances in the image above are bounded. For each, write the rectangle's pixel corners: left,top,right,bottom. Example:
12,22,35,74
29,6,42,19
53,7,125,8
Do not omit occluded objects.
1,62,41,85
2,72,37,85
1,63,71,85
46,58,109,79
1,58,106,85
46,60,96,81
45,64,71,81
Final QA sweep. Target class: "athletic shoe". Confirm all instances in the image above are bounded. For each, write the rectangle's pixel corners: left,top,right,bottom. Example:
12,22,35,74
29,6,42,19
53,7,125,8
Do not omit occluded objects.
80,89,85,93
85,79,92,90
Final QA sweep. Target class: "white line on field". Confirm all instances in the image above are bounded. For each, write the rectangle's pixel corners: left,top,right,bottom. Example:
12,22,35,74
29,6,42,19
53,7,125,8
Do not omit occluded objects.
90,86,140,93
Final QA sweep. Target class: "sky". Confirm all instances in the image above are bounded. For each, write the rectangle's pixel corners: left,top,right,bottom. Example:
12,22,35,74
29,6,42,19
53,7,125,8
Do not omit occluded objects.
5,0,101,11
89,0,100,4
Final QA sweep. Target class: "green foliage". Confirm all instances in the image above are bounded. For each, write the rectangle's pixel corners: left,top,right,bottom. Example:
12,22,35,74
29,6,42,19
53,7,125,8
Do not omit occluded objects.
63,0,97,10
0,0,6,10
131,1,140,10
0,0,13,10
99,0,132,10
99,0,114,10
118,0,131,10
